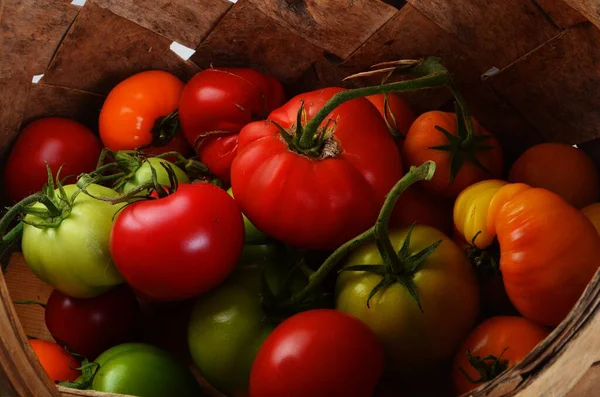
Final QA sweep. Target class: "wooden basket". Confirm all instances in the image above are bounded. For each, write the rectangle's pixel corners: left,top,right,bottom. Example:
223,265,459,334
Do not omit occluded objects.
2,1,600,396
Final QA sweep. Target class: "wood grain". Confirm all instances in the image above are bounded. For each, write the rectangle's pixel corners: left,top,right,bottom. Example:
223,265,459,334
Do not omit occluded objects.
314,4,490,113
21,84,106,135
91,0,232,49
489,24,600,144
191,1,322,83
535,0,590,28
43,2,200,95
407,0,560,69
563,0,600,29
246,0,398,59
0,74,31,158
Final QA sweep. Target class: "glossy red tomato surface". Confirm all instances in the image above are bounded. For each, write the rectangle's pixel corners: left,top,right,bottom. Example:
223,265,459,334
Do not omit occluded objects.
249,309,384,397
4,117,103,203
109,183,245,302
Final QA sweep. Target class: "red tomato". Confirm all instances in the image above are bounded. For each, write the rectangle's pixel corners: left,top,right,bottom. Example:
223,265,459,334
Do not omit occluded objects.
249,309,384,397
109,183,244,302
452,316,550,396
99,70,192,157
403,111,503,199
29,339,81,382
230,87,403,251
3,117,103,203
365,93,416,148
179,68,286,185
45,285,141,360
390,184,454,235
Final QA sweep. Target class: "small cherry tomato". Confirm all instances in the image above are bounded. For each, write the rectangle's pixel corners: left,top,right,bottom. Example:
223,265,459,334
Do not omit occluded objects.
29,339,81,383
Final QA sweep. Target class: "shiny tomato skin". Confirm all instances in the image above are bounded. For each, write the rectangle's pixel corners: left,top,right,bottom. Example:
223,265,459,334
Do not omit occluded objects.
179,68,285,185
4,117,103,203
45,285,141,360
109,183,244,302
489,185,600,326
99,70,192,157
29,339,81,382
231,87,403,251
452,316,550,396
509,143,599,209
403,111,503,199
249,309,384,397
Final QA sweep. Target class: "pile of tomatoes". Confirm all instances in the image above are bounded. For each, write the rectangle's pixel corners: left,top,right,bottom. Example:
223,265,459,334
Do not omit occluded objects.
2,57,600,397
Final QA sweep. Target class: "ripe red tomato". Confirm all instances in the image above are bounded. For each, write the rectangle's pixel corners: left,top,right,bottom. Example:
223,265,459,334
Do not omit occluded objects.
230,87,403,251
451,316,550,396
365,93,416,149
249,309,384,397
45,285,141,360
3,117,103,203
179,68,286,185
29,339,81,382
390,184,454,235
109,183,244,302
99,70,192,157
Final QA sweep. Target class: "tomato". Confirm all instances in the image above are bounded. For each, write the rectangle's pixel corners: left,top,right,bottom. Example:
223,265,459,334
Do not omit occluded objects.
3,117,103,203
227,188,268,244
390,184,454,235
80,343,202,396
45,285,141,360
231,87,403,251
488,184,600,326
403,111,503,199
249,309,384,397
119,157,189,194
109,183,244,301
22,183,125,298
188,245,314,396
451,316,550,396
29,339,81,383
179,68,286,185
454,179,508,249
99,70,192,157
509,143,599,209
365,93,416,148
335,225,479,378
582,203,600,235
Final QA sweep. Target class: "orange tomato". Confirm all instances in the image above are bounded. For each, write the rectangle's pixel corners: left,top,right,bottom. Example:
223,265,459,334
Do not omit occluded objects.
366,93,416,149
403,111,503,199
99,70,192,157
582,203,600,235
451,316,550,396
488,184,600,326
390,184,453,235
29,339,81,382
508,143,599,209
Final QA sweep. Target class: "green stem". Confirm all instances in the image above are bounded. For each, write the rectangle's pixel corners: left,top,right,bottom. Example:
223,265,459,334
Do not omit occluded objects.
276,160,437,309
13,300,46,309
448,83,475,146
300,57,451,146
0,194,44,236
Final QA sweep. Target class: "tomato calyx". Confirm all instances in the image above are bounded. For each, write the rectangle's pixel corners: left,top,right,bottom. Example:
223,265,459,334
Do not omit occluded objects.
466,231,501,278
272,160,438,311
459,348,509,385
428,102,496,184
59,358,100,390
141,109,181,150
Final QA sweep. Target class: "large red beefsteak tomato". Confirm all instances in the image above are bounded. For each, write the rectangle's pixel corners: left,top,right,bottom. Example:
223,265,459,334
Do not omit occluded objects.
178,68,286,185
230,87,403,251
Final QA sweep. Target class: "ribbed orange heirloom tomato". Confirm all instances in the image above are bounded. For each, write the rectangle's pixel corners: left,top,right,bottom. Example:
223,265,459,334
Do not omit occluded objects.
99,70,192,157
29,339,81,383
488,184,600,326
509,143,599,209
452,316,550,396
403,111,503,199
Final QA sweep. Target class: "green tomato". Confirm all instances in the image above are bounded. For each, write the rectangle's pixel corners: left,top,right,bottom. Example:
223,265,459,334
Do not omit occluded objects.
121,157,189,194
22,184,125,298
86,343,202,397
187,247,311,395
227,187,268,244
335,225,480,379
